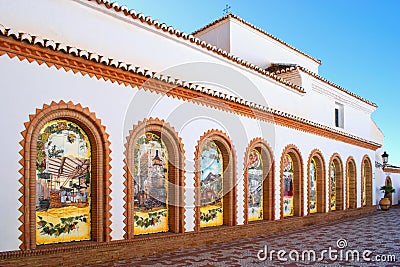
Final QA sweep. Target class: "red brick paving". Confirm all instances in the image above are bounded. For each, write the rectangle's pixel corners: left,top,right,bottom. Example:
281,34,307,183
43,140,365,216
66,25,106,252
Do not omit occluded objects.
88,207,400,266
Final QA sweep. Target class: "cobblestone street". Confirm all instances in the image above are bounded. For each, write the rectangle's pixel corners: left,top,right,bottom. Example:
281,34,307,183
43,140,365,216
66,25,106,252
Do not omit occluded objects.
89,207,400,267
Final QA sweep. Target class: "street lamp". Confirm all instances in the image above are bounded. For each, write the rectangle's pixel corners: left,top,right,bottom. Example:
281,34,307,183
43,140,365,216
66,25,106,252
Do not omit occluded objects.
375,151,389,168
382,151,389,165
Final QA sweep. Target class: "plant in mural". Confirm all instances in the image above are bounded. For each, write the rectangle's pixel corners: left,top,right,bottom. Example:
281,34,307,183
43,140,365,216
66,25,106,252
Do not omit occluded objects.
37,215,88,237
133,132,168,235
200,207,223,222
36,120,91,245
134,210,167,229
283,154,294,217
200,141,223,227
330,163,336,210
247,149,263,221
309,159,317,213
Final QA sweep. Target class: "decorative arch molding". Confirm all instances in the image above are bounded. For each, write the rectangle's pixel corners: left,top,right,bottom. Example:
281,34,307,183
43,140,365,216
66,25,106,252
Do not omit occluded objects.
280,144,304,219
18,101,112,250
346,156,357,209
243,138,275,223
385,176,393,206
123,118,186,239
361,155,373,206
194,129,237,231
306,149,326,214
328,153,344,211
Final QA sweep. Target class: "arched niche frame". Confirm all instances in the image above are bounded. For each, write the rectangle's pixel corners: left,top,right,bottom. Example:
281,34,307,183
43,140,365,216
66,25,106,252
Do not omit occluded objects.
346,157,357,209
361,155,373,206
280,144,304,218
385,176,393,206
124,118,186,239
243,138,275,223
307,149,326,214
18,101,112,250
194,129,237,231
328,153,344,211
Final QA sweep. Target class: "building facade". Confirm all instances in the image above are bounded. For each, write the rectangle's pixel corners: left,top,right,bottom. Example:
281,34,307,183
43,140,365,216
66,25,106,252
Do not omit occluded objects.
0,0,388,265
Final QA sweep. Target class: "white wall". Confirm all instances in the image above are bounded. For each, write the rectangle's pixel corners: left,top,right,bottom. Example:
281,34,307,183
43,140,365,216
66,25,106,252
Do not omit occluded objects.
384,173,400,205
0,55,378,251
229,19,320,73
195,20,231,52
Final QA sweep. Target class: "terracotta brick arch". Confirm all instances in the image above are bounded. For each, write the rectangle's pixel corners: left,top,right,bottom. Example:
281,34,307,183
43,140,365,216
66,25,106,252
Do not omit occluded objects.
243,138,275,223
361,155,373,206
280,144,304,218
346,157,357,209
328,153,344,211
385,176,393,205
18,101,112,250
194,129,237,231
123,118,186,239
307,149,326,214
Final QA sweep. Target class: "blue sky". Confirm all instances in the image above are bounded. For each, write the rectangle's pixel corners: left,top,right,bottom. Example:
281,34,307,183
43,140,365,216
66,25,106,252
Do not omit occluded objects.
117,1,400,164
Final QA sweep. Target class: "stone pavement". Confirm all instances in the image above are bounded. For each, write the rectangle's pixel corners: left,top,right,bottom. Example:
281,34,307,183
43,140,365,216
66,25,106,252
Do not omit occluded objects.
89,207,400,267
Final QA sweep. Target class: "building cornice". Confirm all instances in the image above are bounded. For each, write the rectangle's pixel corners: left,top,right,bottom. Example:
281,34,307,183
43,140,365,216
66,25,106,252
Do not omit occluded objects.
298,67,377,108
0,27,381,151
80,0,305,94
75,1,375,108
270,65,377,108
383,166,400,174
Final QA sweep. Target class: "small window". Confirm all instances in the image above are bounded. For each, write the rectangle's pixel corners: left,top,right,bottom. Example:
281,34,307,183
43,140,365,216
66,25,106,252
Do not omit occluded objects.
334,103,344,128
334,108,339,127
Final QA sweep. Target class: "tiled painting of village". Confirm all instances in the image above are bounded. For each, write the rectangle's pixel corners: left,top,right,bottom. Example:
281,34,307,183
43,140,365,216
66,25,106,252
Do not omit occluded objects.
200,141,223,227
36,120,91,245
133,133,168,235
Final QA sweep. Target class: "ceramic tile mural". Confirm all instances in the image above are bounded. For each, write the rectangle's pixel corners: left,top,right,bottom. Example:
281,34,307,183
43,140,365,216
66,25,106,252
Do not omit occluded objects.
330,163,336,210
133,133,168,235
283,154,294,217
200,141,223,228
36,120,91,245
247,149,263,221
309,159,317,214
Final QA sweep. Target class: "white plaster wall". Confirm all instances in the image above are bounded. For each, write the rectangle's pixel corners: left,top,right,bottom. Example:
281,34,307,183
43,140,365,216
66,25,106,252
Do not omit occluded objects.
306,77,377,141
0,54,378,251
374,148,400,206
229,19,319,72
384,172,400,205
195,20,231,53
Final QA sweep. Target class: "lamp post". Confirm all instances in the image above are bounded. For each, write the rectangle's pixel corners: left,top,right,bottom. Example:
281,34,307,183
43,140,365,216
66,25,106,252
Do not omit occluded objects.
375,151,389,169
382,151,389,165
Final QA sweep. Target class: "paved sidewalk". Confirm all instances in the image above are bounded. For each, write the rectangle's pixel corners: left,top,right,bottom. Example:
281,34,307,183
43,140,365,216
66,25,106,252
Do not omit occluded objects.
90,208,400,267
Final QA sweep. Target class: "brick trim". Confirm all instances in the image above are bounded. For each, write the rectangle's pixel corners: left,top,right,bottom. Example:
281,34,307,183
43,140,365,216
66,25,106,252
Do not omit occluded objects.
306,149,326,214
280,144,304,219
0,35,381,151
194,129,237,231
346,157,357,209
384,176,393,205
123,118,186,238
243,138,275,223
328,153,344,211
18,101,112,250
361,155,373,206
